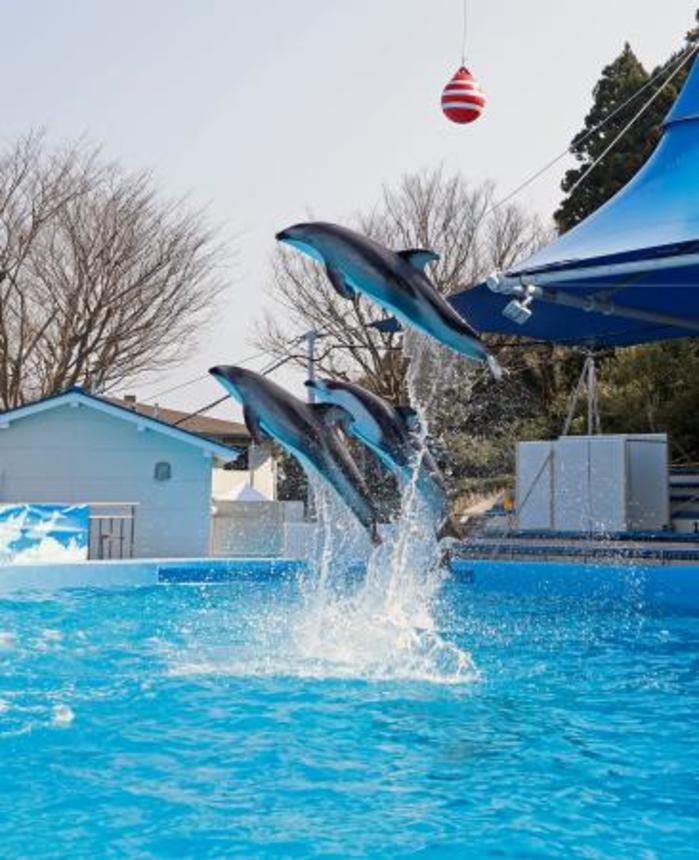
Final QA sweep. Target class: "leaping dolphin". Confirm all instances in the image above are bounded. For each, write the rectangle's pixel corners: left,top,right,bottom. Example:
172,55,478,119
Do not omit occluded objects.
304,377,463,541
209,365,382,544
275,221,502,377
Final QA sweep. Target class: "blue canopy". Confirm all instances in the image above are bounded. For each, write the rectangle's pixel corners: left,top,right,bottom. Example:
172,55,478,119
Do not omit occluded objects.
447,53,699,348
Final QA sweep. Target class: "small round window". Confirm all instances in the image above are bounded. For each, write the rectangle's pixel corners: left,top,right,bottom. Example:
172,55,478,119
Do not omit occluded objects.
154,461,172,482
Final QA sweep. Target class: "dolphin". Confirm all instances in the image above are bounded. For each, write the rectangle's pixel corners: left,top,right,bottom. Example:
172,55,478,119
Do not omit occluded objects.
275,221,502,377
209,365,382,544
304,377,464,541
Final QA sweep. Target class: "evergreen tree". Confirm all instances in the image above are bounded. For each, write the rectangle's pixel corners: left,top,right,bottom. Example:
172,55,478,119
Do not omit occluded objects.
555,14,699,232
549,10,699,465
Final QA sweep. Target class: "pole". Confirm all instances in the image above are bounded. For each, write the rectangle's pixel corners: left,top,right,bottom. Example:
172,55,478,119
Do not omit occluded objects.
248,441,255,489
587,353,601,435
562,352,601,436
302,329,321,519
305,330,318,403
587,356,594,436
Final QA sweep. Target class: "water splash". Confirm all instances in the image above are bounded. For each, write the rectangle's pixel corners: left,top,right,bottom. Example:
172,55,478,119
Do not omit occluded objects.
171,336,479,684
287,335,477,683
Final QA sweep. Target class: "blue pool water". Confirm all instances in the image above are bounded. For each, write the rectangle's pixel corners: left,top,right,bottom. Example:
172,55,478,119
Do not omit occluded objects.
1,566,698,858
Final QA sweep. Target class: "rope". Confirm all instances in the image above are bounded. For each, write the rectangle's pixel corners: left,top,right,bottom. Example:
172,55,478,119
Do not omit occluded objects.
487,44,698,216
563,44,698,200
142,374,207,400
460,0,468,65
140,349,269,402
166,304,367,428
171,393,230,427
171,352,299,428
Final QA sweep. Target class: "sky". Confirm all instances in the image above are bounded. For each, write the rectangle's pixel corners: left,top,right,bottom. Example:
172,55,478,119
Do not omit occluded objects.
1,0,696,420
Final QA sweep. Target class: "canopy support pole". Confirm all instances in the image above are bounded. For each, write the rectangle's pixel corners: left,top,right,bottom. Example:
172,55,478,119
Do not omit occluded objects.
303,330,320,403
562,352,601,436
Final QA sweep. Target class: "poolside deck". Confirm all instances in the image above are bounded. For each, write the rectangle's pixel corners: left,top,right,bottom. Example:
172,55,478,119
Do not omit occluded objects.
457,531,699,564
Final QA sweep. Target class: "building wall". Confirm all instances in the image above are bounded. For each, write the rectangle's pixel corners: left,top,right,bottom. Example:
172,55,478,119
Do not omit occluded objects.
0,404,213,558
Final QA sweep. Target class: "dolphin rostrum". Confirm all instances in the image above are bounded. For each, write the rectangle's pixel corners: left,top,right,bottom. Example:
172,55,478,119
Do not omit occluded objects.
276,221,502,377
304,377,463,541
209,365,382,544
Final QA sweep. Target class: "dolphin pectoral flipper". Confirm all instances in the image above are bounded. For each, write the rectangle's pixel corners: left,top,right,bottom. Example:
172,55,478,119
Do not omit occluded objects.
397,249,440,271
437,515,466,543
243,406,269,445
396,405,420,433
325,265,355,299
310,403,353,431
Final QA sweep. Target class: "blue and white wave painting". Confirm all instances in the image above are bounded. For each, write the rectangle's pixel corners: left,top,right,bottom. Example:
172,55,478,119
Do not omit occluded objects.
0,504,89,565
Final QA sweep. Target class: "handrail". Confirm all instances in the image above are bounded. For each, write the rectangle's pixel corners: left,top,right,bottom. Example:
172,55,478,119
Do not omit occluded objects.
0,501,140,507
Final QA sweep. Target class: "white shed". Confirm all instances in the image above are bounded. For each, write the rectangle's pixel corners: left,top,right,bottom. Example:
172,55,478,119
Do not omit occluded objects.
0,388,238,559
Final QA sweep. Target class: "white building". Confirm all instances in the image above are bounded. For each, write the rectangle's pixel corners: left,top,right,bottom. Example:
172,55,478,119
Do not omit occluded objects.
0,388,242,558
111,395,277,502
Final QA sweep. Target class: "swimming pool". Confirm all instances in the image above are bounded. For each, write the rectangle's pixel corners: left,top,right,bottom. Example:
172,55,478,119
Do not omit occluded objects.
1,560,697,857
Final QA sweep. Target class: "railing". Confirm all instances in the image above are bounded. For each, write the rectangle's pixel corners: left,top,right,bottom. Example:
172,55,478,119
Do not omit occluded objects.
88,503,138,560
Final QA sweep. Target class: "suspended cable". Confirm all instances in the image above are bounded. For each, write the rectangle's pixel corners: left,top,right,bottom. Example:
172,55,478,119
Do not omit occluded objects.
143,374,208,401
172,350,301,428
563,43,698,200
487,43,698,216
140,350,269,402
172,394,231,427
460,0,468,65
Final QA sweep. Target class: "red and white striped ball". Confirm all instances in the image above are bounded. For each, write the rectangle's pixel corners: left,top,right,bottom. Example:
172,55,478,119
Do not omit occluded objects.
441,66,486,124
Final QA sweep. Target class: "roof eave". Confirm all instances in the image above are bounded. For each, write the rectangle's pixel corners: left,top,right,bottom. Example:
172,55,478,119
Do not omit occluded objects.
0,389,241,463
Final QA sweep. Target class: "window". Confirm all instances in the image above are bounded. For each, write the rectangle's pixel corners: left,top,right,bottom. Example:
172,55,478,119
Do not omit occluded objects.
154,461,172,482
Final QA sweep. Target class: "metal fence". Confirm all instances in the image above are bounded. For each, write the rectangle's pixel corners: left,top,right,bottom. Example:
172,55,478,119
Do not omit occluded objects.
88,503,138,560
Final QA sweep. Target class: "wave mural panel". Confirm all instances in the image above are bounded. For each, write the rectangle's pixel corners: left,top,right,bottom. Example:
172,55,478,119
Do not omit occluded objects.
0,504,90,565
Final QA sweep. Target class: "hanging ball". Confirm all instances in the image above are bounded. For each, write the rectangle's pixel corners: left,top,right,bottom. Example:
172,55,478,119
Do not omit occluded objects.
441,66,486,124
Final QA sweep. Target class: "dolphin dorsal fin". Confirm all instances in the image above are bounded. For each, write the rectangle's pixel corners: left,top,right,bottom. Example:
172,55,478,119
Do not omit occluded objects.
325,265,355,299
243,406,269,445
397,249,440,271
395,405,420,432
310,402,353,430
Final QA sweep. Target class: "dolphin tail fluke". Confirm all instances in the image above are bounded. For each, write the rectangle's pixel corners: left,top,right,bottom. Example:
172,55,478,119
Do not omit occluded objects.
486,353,505,381
437,514,466,543
325,265,355,300
438,546,454,571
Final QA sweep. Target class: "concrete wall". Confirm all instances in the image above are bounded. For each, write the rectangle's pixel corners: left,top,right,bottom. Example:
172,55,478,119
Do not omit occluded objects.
211,500,304,557
0,404,213,558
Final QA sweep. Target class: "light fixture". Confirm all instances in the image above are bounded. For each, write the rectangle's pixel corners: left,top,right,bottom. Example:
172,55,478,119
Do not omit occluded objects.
502,283,538,325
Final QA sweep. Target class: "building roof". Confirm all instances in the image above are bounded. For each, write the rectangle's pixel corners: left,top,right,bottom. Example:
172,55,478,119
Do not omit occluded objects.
0,388,241,464
109,397,249,441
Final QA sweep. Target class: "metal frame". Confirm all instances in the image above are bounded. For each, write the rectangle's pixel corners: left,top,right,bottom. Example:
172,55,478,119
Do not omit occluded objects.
89,503,138,560
487,267,699,335
562,353,602,436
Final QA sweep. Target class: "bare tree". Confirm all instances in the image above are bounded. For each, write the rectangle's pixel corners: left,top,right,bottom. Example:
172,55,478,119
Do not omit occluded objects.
254,167,545,402
0,132,225,409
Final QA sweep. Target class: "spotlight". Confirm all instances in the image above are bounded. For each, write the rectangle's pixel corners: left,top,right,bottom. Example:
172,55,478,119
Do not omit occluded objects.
503,297,534,325
501,283,538,325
